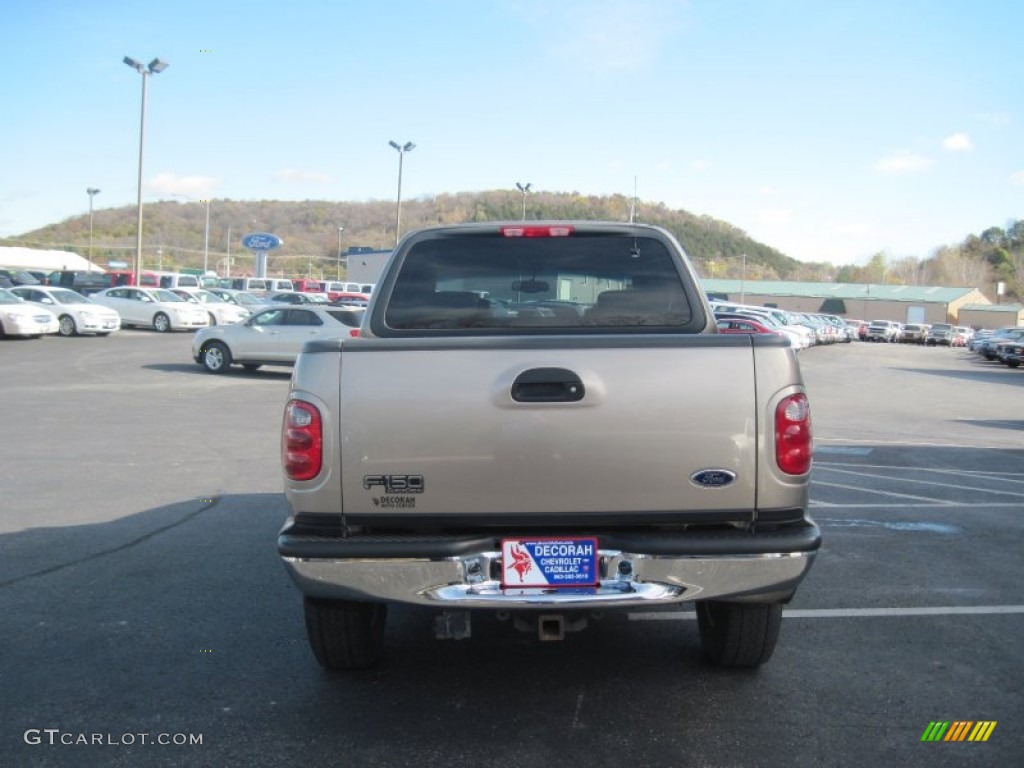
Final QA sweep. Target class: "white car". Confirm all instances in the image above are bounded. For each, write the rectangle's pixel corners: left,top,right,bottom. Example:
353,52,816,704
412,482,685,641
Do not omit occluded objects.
0,287,59,338
10,285,121,337
91,287,209,332
207,288,269,310
170,288,251,325
192,305,363,373
267,291,331,305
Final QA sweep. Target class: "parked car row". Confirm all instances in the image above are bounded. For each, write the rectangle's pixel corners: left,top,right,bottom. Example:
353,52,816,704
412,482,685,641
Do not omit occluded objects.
5,268,376,300
853,319,973,346
710,301,855,348
214,277,374,304
0,282,300,340
969,326,1024,367
8,269,220,296
8,285,120,336
0,287,60,337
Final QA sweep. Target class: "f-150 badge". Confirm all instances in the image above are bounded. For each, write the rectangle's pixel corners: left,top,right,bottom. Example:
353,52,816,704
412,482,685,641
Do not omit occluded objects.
363,475,424,493
690,469,736,488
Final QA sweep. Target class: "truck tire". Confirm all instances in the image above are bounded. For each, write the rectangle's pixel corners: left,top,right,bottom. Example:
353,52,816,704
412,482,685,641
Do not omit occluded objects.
303,597,387,670
696,601,782,667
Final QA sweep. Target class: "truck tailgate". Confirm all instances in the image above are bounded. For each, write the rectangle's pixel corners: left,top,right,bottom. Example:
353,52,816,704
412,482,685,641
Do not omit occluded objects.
338,337,759,522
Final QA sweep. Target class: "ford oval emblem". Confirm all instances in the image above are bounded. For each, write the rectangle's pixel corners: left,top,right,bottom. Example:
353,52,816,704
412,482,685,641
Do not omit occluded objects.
241,232,283,251
690,469,737,488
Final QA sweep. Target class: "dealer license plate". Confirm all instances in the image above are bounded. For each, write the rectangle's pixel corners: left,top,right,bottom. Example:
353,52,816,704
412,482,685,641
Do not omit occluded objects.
500,537,599,588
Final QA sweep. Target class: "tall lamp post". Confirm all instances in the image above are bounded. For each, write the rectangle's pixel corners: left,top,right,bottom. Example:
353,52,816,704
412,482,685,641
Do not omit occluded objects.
173,193,211,273
515,182,532,221
123,55,169,286
86,188,101,267
337,226,345,280
388,140,415,246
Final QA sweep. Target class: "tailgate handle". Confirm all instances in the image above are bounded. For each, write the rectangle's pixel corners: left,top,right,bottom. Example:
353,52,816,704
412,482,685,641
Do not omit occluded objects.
511,367,585,403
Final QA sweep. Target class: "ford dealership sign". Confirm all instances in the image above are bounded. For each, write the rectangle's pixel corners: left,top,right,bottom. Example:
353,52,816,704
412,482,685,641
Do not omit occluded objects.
241,232,283,251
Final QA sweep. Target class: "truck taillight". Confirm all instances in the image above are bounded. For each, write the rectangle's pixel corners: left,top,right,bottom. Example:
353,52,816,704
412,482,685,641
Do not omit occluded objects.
283,400,322,481
500,225,574,237
775,393,812,475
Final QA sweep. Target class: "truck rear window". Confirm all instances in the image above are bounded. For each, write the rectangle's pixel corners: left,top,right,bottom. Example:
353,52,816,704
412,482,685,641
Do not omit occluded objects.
381,233,696,333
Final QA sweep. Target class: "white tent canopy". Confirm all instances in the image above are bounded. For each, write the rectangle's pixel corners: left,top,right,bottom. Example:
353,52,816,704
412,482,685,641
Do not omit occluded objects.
0,246,105,273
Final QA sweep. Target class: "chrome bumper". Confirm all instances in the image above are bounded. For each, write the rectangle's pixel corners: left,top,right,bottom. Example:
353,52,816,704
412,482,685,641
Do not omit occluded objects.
281,547,816,608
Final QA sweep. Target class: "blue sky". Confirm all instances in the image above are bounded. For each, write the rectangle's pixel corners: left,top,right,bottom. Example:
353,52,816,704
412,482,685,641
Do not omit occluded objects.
2,0,1021,265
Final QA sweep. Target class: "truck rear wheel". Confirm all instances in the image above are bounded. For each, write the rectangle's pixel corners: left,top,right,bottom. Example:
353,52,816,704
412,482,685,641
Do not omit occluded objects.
303,597,387,670
696,601,782,667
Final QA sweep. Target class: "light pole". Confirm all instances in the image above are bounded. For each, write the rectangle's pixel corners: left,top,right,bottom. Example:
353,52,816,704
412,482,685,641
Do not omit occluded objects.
740,253,747,304
225,225,232,278
516,182,531,221
202,197,210,273
124,56,169,286
388,140,415,246
86,188,100,267
173,193,211,273
337,226,345,280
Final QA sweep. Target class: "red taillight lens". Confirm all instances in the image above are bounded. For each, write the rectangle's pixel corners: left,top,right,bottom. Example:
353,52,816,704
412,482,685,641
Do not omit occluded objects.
775,393,812,475
282,400,322,481
500,225,574,238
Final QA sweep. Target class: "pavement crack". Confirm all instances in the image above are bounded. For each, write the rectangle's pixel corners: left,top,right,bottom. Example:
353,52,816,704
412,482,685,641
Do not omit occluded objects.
0,497,223,589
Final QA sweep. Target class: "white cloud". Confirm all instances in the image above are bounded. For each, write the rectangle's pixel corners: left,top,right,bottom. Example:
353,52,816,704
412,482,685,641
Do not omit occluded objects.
759,185,784,197
977,112,1011,126
757,208,792,225
522,0,682,74
147,172,220,196
829,220,872,238
873,152,934,174
1009,171,1024,186
273,168,331,184
942,133,974,151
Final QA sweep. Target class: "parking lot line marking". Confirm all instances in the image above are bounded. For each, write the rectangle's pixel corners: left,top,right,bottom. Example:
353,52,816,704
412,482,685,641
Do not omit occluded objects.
811,480,959,505
814,437,1019,450
816,462,1024,484
628,606,1024,621
814,518,961,533
815,466,1024,498
815,446,874,456
810,501,1024,509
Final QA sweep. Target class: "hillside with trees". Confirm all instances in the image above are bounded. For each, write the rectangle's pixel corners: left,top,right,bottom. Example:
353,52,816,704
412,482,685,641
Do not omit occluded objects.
3,191,1020,301
2,190,797,280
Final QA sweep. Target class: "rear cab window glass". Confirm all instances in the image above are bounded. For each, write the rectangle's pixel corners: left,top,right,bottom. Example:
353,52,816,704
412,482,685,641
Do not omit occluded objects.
378,229,699,335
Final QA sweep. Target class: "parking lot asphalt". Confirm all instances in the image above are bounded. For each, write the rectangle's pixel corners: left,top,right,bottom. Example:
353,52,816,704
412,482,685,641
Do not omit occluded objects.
1,332,1021,767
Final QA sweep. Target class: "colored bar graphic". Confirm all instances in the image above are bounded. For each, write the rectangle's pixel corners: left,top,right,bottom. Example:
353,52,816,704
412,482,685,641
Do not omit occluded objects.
968,722,997,742
921,721,996,743
945,721,973,741
921,722,949,741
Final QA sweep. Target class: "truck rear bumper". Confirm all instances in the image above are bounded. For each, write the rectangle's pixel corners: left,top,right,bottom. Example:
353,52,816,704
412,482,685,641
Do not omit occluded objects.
279,521,820,608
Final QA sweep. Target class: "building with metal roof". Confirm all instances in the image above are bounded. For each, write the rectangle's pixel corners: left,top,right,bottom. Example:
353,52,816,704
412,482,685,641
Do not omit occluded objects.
957,303,1024,329
0,246,103,274
701,278,990,325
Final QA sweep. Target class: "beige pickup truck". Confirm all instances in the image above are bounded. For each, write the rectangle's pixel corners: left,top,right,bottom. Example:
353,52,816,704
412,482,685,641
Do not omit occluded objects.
278,221,819,670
